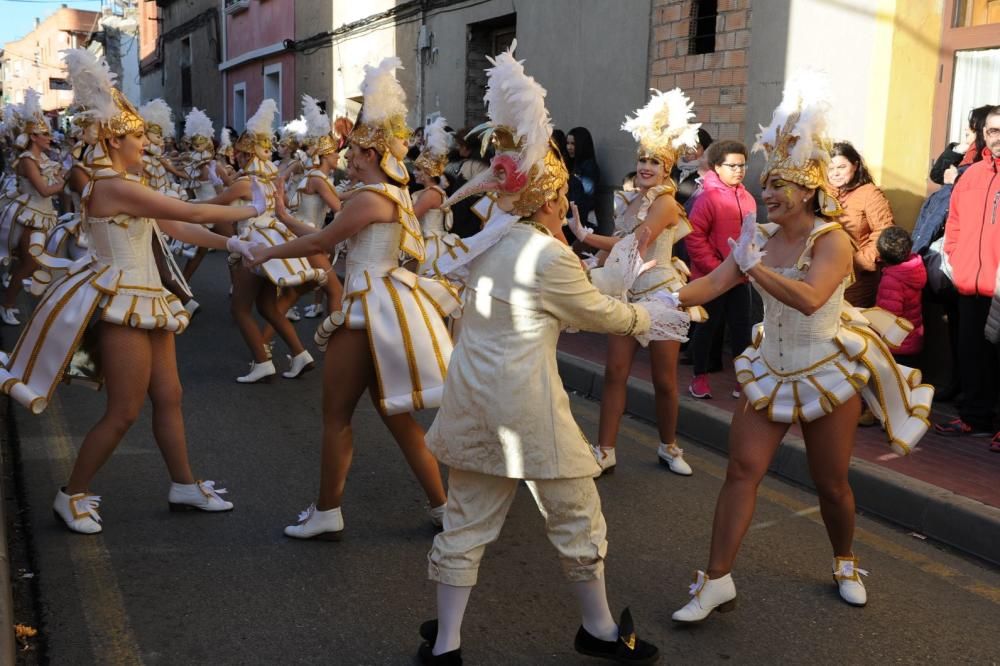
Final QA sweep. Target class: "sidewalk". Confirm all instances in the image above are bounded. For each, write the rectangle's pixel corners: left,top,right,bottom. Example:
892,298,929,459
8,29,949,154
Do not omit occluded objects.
557,331,1000,565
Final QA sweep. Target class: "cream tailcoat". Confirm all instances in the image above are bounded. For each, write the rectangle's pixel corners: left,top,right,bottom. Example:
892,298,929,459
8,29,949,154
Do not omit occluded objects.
426,222,650,480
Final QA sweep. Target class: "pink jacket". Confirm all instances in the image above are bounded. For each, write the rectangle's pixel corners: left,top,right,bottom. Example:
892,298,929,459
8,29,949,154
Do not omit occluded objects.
875,253,926,355
685,170,757,279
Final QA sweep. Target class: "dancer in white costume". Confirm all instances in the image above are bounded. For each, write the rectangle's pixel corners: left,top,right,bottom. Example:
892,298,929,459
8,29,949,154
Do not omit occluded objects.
0,89,65,325
0,49,267,534
412,117,463,278
249,58,454,540
41,114,96,267
196,99,325,383
571,89,704,478
271,94,344,320
416,44,678,665
668,72,934,619
178,108,219,282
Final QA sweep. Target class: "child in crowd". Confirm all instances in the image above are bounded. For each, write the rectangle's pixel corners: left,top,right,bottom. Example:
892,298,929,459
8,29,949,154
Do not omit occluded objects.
876,226,926,366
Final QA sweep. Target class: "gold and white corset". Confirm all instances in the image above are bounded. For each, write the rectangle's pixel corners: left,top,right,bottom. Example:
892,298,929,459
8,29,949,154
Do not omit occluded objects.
86,211,189,331
735,219,933,455
13,153,59,230
295,170,334,228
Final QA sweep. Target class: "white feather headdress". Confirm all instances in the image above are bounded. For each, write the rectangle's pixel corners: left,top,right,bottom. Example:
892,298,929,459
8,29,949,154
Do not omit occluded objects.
281,116,307,142
62,49,118,124
414,116,451,178
139,99,175,138
621,88,700,166
358,57,407,126
218,126,233,153
752,68,841,215
246,98,277,136
301,94,330,140
183,108,214,140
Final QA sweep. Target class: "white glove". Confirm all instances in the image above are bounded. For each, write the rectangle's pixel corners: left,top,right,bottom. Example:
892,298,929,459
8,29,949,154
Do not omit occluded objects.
727,211,765,273
580,252,600,270
650,289,681,309
226,236,260,263
588,232,655,300
207,164,224,187
249,177,268,216
566,203,592,241
635,297,691,347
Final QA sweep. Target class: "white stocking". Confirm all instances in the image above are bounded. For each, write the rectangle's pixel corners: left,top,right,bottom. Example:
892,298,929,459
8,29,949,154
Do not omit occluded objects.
571,577,617,641
433,583,472,655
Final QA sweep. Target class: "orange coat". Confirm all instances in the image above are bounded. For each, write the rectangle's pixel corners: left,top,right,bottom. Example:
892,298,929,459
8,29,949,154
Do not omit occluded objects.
835,183,895,307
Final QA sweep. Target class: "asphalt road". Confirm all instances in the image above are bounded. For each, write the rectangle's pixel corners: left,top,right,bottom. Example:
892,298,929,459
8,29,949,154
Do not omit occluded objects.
4,254,1000,665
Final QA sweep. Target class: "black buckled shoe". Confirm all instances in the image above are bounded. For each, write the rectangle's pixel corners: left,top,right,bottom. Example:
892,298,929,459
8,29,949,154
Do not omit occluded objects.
417,640,462,665
574,608,660,664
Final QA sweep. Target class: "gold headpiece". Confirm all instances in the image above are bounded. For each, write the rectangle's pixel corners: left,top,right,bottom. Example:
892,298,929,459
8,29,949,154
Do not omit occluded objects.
20,89,50,136
235,98,277,155
414,116,451,179
139,99,175,141
301,95,341,159
102,88,145,139
350,58,411,184
622,88,699,170
63,49,145,141
753,69,842,217
445,42,567,217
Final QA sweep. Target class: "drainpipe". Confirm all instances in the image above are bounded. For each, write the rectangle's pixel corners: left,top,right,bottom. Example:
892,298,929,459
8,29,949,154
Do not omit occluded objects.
415,0,428,127
220,0,227,128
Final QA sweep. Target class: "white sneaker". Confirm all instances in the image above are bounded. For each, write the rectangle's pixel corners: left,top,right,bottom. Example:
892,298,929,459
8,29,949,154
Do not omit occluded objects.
0,306,21,326
657,442,693,476
833,556,868,607
304,303,324,318
282,350,315,379
428,503,446,528
286,306,301,322
672,571,737,623
1,274,9,288
181,244,197,259
591,445,616,477
53,489,103,534
237,360,276,384
168,480,233,512
284,504,344,540
183,299,200,316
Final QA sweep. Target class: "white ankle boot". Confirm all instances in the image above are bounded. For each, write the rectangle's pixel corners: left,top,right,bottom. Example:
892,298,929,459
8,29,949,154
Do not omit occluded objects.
284,504,344,540
53,489,103,534
282,350,315,379
0,306,21,326
672,571,737,623
591,445,616,477
657,442,693,476
428,502,447,528
237,360,275,383
833,556,868,606
168,480,233,512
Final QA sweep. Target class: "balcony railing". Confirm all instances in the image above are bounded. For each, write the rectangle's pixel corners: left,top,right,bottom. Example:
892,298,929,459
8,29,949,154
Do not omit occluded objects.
224,0,251,14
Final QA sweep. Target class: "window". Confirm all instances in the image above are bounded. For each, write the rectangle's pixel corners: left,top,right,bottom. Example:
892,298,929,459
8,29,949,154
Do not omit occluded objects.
689,0,718,55
949,48,1000,142
263,63,282,127
233,83,246,133
180,37,192,111
955,0,1000,27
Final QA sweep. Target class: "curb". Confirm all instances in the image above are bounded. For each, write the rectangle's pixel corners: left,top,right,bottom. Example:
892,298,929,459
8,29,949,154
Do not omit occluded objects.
558,351,1000,566
0,406,17,663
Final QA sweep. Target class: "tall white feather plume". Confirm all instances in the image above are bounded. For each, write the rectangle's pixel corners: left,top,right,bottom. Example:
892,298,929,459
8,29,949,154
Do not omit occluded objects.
483,40,552,175
218,126,233,151
183,107,214,139
423,116,450,158
301,94,331,139
139,98,175,138
246,98,277,135
61,48,118,123
22,89,43,120
281,116,307,141
621,88,700,156
753,68,833,166
359,57,407,124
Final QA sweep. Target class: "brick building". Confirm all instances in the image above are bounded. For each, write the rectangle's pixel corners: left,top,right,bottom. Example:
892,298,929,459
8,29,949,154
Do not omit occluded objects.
1,7,99,110
649,0,750,141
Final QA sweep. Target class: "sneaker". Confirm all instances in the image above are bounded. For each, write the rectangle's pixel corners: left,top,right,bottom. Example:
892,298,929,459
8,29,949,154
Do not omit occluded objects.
304,303,324,318
0,306,20,326
934,418,992,438
731,387,741,399
657,442,693,476
689,374,712,399
286,306,301,322
591,445,616,477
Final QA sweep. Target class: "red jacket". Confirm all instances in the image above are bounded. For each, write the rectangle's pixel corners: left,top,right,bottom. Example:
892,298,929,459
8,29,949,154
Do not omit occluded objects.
686,170,757,279
943,149,1000,296
875,253,926,355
